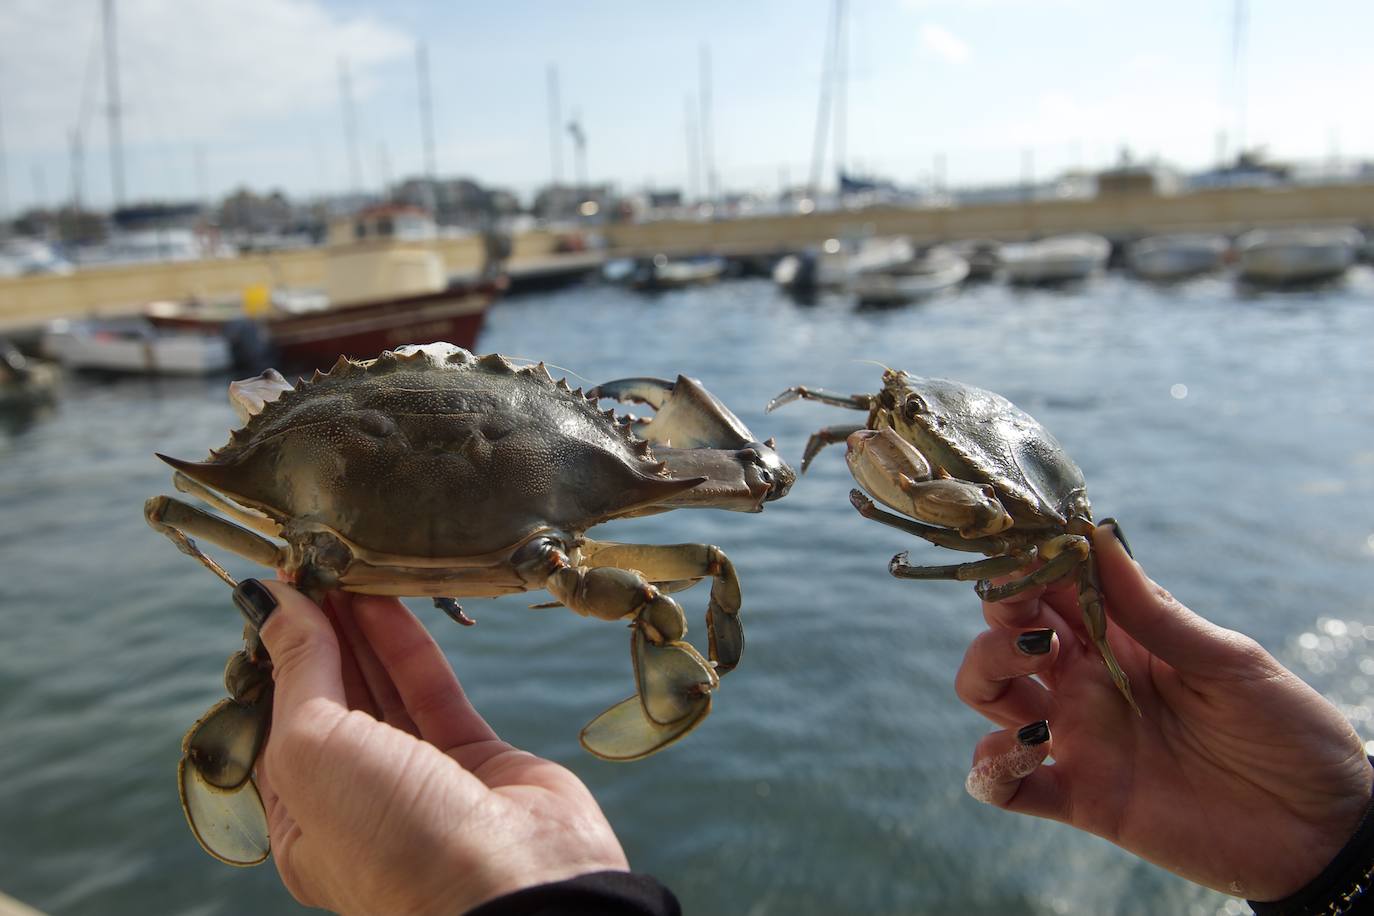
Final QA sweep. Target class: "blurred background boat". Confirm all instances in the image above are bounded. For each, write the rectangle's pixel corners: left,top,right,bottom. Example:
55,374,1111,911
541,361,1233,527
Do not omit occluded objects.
1000,233,1110,285
628,253,726,291
0,340,59,410
772,236,914,296
144,206,504,370
1236,226,1364,286
1127,234,1230,282
947,239,1002,282
850,245,969,307
40,317,232,375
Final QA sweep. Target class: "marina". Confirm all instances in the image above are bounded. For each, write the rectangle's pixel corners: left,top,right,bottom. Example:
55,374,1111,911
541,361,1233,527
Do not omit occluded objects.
2,269,1373,914
3,0,1374,912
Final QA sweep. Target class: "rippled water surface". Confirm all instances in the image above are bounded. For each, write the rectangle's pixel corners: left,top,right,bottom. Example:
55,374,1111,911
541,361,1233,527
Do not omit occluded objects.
2,271,1372,915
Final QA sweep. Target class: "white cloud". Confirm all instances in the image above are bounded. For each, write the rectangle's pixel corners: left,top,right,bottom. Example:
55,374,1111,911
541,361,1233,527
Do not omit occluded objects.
918,24,971,64
0,0,412,154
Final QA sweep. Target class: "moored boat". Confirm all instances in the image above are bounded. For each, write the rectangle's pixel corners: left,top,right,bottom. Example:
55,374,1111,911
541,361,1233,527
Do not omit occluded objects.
41,318,233,375
1128,234,1229,281
630,254,726,290
850,246,970,307
773,236,915,295
1001,233,1110,285
145,205,504,370
0,341,60,410
1236,227,1363,286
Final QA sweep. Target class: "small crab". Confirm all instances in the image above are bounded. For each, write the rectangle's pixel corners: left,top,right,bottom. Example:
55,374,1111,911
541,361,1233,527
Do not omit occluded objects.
768,368,1135,713
146,343,793,866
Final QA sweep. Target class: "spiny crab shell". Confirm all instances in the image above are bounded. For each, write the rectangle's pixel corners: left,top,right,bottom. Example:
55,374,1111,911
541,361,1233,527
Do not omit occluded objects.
146,342,794,866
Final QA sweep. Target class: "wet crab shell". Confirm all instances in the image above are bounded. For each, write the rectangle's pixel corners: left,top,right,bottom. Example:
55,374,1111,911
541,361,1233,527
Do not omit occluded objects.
160,344,705,557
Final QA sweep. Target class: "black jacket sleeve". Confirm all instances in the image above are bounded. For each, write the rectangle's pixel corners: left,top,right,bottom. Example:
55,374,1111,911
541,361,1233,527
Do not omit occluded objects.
1249,760,1374,915
464,871,681,916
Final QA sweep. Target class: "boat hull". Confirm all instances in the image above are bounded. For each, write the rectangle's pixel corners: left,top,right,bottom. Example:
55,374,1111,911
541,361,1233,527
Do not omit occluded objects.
148,280,499,371
268,285,494,369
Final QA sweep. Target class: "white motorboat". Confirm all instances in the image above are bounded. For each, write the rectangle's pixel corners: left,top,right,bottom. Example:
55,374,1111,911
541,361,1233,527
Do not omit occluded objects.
40,318,233,375
1001,234,1110,285
850,246,970,306
773,236,915,294
631,254,726,290
1236,227,1363,286
1128,234,1229,281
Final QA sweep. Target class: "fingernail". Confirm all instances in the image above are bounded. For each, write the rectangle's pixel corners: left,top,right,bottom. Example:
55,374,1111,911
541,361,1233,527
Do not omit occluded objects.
1100,518,1133,558
1015,628,1054,656
233,578,278,631
1017,720,1051,747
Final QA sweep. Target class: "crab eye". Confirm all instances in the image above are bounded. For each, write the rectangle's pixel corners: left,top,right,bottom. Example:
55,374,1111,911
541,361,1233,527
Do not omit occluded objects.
902,394,928,421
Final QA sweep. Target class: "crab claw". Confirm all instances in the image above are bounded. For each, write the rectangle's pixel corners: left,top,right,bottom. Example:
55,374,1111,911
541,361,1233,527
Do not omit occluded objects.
846,429,1012,538
580,627,717,761
591,375,754,448
593,375,795,510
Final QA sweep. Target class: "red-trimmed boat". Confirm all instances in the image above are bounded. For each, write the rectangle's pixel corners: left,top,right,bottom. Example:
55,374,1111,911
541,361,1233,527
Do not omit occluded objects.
147,206,506,371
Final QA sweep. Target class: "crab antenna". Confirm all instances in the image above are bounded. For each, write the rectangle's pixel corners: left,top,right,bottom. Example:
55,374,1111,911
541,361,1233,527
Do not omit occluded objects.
852,358,894,373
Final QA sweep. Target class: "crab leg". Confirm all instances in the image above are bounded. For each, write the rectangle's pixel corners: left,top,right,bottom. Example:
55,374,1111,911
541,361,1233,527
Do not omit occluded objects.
580,540,743,673
799,424,865,473
888,551,1027,582
145,495,287,587
766,385,874,413
1079,550,1139,714
849,490,1014,555
973,534,1088,603
172,471,283,539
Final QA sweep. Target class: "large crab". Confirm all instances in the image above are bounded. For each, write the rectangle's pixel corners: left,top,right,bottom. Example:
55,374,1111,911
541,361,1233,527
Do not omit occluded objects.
768,368,1135,713
145,343,794,866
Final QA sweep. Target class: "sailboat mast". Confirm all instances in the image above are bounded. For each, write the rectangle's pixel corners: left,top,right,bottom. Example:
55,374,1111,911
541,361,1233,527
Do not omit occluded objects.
416,42,437,180
0,89,8,227
339,59,363,194
103,0,125,207
547,65,563,186
699,45,716,204
807,0,841,198
832,0,847,184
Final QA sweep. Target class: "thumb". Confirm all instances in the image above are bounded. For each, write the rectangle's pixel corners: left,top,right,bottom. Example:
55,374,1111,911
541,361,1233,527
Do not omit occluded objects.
1092,524,1256,674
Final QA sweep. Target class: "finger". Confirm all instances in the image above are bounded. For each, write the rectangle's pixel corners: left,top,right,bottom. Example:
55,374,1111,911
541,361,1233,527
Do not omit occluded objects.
1092,524,1255,673
315,591,380,717
327,593,418,736
965,721,1065,820
956,628,1058,726
351,595,501,751
254,580,348,716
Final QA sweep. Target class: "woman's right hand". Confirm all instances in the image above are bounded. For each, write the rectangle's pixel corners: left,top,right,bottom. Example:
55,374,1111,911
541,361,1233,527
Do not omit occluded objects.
957,524,1371,902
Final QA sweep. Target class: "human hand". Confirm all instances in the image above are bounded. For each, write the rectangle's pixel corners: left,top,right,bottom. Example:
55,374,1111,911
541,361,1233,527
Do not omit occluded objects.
248,581,629,915
957,525,1372,901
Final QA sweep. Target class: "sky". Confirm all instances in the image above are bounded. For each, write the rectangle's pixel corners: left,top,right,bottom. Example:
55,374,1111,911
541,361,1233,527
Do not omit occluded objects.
2,0,1373,212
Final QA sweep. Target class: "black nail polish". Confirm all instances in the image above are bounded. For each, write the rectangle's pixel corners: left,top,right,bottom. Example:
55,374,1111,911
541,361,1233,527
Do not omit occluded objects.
1015,628,1054,656
1100,518,1134,558
233,578,278,631
1017,720,1051,747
